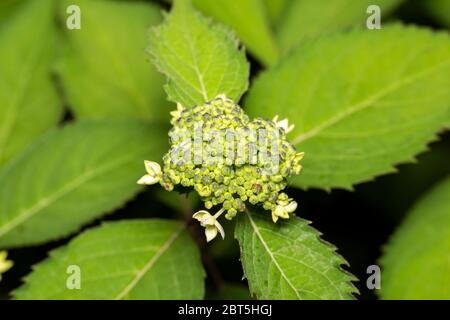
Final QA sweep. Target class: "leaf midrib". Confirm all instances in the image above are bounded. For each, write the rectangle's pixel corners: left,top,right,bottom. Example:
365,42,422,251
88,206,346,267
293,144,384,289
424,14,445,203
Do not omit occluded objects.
0,154,141,238
292,59,450,145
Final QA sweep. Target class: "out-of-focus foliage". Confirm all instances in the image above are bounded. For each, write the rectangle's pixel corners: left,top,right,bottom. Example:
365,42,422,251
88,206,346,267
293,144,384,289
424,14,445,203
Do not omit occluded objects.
276,0,403,55
424,0,450,28
57,0,168,120
14,220,205,299
0,120,167,248
0,0,61,168
149,0,249,108
246,25,450,190
381,176,450,299
235,211,358,299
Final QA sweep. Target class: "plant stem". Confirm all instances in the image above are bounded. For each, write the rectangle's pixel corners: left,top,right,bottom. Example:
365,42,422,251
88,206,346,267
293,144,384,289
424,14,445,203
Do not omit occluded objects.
179,194,224,290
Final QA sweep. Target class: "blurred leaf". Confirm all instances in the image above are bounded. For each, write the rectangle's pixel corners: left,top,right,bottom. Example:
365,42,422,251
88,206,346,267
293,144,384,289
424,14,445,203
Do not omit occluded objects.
263,0,290,26
246,25,450,190
0,0,22,24
149,0,250,108
276,0,403,54
424,0,450,28
0,120,168,248
357,138,450,221
192,0,279,66
0,250,13,283
380,176,450,299
0,0,62,168
57,0,167,120
209,283,253,300
235,210,357,299
14,219,205,299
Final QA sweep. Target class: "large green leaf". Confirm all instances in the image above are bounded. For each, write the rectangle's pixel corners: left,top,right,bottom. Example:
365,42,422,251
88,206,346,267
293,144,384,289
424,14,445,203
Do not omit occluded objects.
57,0,167,120
149,0,250,108
0,120,168,248
380,176,450,299
192,0,279,66
263,0,290,26
424,0,450,28
245,25,450,190
0,0,62,168
276,0,403,54
235,210,357,299
14,219,205,299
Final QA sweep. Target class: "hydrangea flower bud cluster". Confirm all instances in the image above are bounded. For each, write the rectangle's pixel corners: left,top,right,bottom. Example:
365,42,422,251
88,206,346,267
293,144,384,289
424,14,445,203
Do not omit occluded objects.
138,95,304,241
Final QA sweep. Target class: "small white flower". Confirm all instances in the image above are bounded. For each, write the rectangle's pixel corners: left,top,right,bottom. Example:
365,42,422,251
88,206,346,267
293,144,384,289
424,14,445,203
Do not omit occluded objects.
0,251,13,282
193,209,225,242
170,103,185,120
292,152,305,174
272,115,295,134
272,200,297,223
137,160,162,185
204,226,220,243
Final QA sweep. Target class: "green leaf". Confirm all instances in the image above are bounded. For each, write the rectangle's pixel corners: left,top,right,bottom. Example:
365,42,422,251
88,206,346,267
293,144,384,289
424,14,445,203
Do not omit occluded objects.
424,0,450,28
192,0,279,66
276,0,403,54
0,120,168,248
149,0,250,108
235,210,357,300
57,0,167,120
245,25,450,190
14,219,205,299
380,176,450,299
0,0,22,24
0,0,62,168
154,189,200,217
